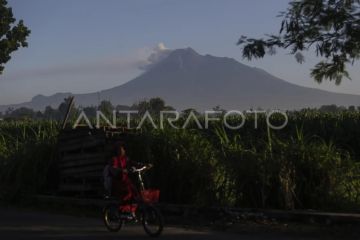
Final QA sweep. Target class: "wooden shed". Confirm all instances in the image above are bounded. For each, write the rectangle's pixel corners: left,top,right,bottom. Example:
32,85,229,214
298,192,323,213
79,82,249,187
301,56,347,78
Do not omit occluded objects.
57,127,138,197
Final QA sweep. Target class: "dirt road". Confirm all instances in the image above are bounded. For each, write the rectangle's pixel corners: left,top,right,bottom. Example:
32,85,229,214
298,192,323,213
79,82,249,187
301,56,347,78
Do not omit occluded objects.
0,206,355,240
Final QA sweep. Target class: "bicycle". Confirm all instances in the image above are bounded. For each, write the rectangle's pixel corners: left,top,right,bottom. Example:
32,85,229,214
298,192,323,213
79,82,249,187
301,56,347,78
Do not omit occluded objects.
103,164,164,237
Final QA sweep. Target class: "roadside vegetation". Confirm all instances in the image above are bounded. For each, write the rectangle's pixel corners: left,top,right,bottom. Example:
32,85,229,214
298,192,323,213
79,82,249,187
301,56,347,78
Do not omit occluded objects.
1,106,360,212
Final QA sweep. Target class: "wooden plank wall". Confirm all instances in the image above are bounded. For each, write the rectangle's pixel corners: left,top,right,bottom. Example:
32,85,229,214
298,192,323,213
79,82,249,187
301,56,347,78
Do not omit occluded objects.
57,127,136,197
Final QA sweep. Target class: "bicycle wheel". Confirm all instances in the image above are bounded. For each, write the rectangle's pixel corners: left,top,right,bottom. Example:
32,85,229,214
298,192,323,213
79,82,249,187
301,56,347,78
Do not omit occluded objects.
103,203,123,232
141,205,164,237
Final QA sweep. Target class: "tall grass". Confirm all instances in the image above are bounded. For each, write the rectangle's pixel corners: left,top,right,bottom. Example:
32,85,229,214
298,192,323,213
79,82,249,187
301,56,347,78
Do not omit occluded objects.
1,111,360,211
0,120,59,200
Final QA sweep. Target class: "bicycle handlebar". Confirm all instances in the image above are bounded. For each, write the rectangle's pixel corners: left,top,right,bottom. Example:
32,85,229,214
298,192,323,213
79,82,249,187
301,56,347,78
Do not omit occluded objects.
131,164,153,173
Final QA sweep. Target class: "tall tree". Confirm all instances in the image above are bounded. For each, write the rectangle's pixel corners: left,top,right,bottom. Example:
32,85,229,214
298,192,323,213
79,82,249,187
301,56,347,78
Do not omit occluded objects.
149,97,166,114
58,97,74,117
6,107,35,119
44,106,57,119
82,106,97,118
132,97,174,115
237,0,360,85
98,100,114,116
0,0,30,75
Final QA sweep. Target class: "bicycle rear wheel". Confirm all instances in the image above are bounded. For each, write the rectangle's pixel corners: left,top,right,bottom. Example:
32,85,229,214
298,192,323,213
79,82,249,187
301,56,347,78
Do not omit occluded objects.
103,203,123,232
141,205,164,237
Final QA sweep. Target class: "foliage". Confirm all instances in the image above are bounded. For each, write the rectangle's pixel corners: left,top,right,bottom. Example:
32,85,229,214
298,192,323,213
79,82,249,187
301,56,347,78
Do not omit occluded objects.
237,0,360,84
0,121,59,200
0,0,30,75
132,97,174,115
1,110,360,211
97,100,114,117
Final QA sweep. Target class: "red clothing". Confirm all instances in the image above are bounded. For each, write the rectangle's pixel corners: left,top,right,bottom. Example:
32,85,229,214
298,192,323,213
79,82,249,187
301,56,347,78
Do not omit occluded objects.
112,155,138,212
113,156,128,181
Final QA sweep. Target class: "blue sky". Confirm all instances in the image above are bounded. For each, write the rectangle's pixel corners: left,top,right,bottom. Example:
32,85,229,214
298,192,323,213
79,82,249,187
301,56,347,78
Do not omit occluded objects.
1,0,360,105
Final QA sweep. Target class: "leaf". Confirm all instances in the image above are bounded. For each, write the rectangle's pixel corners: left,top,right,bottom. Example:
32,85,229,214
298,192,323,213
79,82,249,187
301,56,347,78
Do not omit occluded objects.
294,52,305,63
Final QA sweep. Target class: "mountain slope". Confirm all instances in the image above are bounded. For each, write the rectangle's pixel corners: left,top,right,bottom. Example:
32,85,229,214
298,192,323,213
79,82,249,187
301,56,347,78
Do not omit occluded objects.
1,47,360,111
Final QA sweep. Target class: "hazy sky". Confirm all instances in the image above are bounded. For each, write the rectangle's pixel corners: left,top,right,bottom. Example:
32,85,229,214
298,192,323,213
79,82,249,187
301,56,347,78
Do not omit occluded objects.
1,0,360,105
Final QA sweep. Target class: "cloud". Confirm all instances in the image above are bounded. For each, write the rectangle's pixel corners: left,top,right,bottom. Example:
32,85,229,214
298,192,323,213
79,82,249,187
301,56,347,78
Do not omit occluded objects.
2,58,142,82
1,43,172,81
139,42,172,71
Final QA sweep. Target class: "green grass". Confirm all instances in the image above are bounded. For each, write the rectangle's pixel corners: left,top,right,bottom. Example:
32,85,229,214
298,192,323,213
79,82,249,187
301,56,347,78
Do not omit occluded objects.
1,111,360,211
0,120,59,200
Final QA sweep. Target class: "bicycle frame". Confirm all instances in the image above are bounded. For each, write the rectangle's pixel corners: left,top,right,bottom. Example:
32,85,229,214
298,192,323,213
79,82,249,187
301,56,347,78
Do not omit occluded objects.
132,165,147,192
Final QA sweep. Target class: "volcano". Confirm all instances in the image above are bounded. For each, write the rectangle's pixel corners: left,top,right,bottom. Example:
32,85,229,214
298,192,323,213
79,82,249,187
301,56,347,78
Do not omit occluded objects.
1,47,360,111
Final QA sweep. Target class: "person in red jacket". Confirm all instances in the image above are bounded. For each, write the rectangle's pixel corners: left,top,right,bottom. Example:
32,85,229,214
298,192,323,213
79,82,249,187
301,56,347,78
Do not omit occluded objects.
112,143,139,201
103,142,139,214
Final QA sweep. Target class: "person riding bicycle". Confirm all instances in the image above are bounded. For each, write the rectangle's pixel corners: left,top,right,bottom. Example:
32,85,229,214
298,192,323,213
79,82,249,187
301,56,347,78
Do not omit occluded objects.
103,142,140,204
102,144,163,236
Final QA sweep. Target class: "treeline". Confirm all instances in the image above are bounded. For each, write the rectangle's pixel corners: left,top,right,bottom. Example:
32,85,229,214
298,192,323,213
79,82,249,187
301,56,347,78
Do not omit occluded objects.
1,97,360,121
0,97,175,121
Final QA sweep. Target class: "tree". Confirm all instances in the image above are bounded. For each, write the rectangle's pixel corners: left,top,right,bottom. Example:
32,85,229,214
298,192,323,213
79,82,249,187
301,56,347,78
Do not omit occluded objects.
149,97,166,114
44,106,58,119
0,0,30,75
115,104,131,111
212,105,226,114
6,107,35,119
319,104,346,112
82,106,97,118
348,105,356,111
58,97,74,117
98,100,114,116
132,97,174,115
132,99,150,115
181,108,200,117
237,0,360,85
